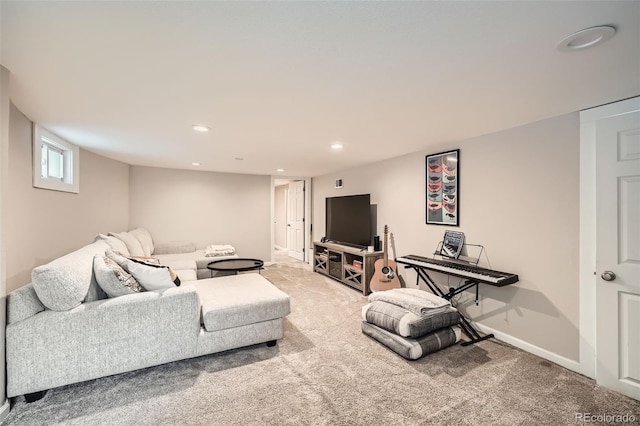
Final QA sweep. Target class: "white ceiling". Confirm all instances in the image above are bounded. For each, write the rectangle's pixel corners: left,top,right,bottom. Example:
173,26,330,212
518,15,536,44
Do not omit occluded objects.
2,1,639,177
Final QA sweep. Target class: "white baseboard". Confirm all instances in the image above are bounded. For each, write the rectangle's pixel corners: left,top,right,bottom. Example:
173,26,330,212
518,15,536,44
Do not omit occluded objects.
475,323,582,375
0,398,10,422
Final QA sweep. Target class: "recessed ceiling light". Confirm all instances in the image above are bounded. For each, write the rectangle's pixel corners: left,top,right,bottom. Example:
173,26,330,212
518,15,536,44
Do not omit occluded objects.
331,143,343,150
192,125,210,132
276,168,285,172
192,162,201,166
557,25,616,52
235,157,244,161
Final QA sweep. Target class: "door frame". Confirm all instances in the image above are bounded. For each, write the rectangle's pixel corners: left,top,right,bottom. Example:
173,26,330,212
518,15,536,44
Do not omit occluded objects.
579,96,640,380
270,176,312,265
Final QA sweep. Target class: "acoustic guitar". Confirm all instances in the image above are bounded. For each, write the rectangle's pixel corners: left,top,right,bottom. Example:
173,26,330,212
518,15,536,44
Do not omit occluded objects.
370,225,402,292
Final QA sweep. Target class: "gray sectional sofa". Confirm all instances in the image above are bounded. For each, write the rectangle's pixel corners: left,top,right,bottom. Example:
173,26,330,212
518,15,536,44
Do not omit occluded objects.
5,229,290,400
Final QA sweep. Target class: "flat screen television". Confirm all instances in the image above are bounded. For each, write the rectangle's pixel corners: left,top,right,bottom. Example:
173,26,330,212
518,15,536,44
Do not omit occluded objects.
325,194,372,247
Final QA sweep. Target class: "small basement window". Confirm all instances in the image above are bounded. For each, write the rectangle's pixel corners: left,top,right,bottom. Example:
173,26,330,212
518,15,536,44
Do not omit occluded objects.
33,125,79,193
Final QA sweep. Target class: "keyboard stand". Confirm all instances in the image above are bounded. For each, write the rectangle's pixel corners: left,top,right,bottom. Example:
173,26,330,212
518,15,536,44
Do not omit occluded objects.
403,242,494,346
408,266,494,346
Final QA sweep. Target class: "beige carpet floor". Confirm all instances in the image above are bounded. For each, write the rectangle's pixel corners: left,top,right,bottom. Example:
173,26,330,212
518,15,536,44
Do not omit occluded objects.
4,256,639,425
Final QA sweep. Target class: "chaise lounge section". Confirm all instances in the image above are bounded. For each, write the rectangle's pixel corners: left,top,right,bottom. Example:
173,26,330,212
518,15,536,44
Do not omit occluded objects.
5,232,290,400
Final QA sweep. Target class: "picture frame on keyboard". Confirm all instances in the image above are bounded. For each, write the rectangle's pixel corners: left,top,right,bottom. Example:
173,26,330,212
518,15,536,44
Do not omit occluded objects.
441,230,465,259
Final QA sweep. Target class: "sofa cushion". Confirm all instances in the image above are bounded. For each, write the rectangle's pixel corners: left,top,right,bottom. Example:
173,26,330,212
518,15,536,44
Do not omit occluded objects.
7,283,45,324
156,259,197,272
93,255,143,297
129,228,154,257
175,269,197,282
94,234,130,256
188,274,290,332
152,240,196,255
126,259,179,291
109,232,145,257
32,240,110,311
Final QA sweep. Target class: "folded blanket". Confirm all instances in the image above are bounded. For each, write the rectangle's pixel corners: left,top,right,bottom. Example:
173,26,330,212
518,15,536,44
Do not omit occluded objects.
368,288,450,317
204,244,236,257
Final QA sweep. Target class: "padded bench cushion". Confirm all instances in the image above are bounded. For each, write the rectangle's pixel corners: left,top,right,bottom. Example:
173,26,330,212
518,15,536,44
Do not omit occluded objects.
362,301,460,338
188,274,290,332
362,321,461,360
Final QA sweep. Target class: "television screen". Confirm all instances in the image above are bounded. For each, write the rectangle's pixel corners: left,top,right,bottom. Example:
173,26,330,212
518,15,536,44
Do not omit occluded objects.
325,194,371,247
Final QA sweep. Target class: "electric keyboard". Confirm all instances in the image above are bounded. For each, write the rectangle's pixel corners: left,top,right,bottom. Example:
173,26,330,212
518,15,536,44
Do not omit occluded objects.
395,254,519,286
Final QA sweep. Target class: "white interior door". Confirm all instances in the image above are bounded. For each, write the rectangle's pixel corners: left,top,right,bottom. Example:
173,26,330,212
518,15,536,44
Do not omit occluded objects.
596,105,640,400
287,180,305,261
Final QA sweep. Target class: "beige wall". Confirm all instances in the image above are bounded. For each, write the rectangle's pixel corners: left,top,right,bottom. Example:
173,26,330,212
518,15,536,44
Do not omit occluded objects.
5,104,130,292
129,166,272,261
312,113,580,361
1,66,11,420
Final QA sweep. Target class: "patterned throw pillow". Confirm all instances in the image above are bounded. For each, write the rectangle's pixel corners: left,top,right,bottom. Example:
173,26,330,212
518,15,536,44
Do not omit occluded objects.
105,249,130,270
93,254,143,298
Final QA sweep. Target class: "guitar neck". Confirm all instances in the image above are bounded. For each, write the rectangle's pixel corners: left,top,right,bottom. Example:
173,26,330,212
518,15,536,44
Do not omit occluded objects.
383,231,389,265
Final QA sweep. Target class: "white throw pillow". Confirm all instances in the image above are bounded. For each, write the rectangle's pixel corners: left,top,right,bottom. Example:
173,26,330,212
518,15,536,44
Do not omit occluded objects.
126,259,175,291
109,232,145,257
95,234,130,256
129,228,154,257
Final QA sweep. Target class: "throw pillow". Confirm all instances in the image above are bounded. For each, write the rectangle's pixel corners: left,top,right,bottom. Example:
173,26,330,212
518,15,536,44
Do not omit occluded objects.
94,234,130,256
129,228,154,257
125,258,181,291
105,249,130,270
32,240,110,311
93,255,143,298
108,231,145,257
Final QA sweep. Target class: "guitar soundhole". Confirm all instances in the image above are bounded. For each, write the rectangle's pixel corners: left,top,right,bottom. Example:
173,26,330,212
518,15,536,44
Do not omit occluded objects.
381,266,395,280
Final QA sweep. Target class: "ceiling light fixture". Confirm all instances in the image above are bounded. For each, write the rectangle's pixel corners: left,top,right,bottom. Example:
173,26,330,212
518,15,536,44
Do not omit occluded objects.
276,168,285,173
557,25,616,52
192,125,210,132
192,162,201,166
331,142,343,150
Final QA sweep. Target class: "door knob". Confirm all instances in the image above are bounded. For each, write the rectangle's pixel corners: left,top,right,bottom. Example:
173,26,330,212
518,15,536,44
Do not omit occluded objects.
601,271,616,281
